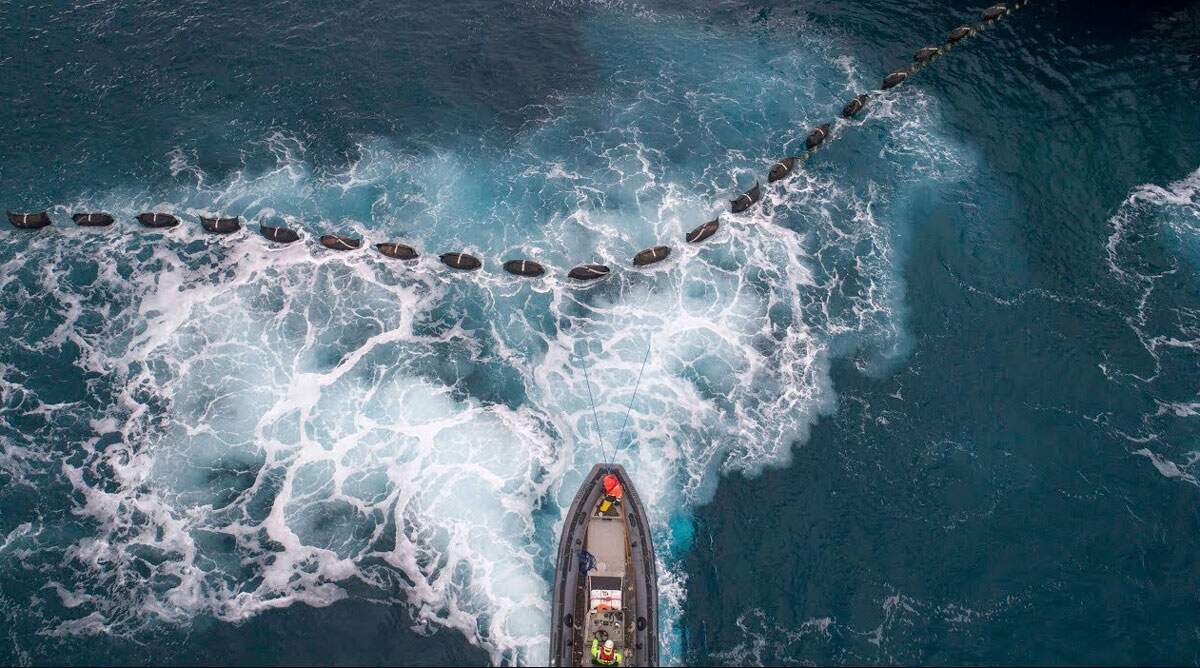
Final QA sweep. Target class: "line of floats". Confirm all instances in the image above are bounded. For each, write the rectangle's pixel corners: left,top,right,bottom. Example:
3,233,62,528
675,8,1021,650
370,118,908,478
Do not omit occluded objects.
3,2,1028,283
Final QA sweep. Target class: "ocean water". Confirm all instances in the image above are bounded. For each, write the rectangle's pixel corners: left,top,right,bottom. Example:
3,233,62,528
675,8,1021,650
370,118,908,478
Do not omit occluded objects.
0,0,1198,665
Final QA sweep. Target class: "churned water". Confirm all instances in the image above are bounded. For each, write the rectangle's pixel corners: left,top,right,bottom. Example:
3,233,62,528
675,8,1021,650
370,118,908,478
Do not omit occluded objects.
0,0,1198,665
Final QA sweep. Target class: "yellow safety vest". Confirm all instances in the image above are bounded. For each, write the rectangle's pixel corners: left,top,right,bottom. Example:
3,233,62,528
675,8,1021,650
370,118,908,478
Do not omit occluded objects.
591,638,622,666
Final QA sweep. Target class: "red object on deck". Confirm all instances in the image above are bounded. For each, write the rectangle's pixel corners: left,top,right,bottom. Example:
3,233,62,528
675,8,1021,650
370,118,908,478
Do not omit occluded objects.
603,474,624,499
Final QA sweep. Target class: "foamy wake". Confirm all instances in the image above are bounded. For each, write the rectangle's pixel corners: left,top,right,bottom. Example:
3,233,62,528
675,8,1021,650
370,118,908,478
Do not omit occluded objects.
1103,166,1200,486
710,588,1026,666
0,8,976,665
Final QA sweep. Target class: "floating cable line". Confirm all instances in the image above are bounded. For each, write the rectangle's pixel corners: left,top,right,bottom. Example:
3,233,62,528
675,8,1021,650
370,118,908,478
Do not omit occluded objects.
573,335,653,467
4,3,1033,279
576,276,657,465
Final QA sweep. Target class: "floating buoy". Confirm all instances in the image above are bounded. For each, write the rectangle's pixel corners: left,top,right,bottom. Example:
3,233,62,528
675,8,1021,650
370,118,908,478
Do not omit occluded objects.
320,234,361,251
686,219,720,244
568,264,610,281
841,94,869,119
914,46,941,64
72,213,114,227
768,157,797,183
440,252,481,270
200,216,241,234
805,124,831,151
632,246,671,267
882,70,908,90
2,1,1032,292
137,212,179,228
6,211,51,229
260,224,300,243
503,259,545,277
946,25,973,44
730,182,761,213
376,242,418,260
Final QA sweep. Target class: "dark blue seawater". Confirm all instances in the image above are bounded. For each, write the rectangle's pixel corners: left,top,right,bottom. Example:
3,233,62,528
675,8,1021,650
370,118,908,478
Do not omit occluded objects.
1,0,1199,665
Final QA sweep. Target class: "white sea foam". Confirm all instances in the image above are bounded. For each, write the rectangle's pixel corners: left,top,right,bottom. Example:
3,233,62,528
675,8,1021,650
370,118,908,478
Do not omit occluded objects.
1133,448,1199,487
712,588,1024,666
1102,166,1200,485
0,4,980,665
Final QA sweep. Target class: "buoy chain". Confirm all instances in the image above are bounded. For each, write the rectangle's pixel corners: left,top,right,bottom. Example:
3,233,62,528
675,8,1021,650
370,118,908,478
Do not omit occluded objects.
4,3,1032,282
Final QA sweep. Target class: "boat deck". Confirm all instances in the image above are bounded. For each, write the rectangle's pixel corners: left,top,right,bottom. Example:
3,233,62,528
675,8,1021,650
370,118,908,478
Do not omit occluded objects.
586,507,626,577
550,464,658,667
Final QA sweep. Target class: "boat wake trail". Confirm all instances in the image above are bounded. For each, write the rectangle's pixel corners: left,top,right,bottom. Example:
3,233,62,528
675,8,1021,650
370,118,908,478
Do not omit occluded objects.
0,6,977,665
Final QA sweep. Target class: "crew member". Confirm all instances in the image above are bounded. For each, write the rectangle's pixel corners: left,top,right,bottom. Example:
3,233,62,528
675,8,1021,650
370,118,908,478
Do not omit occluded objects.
591,638,622,666
599,474,624,513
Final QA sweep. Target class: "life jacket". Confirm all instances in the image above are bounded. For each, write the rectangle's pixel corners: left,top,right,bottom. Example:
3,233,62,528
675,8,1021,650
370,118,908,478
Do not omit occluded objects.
597,645,618,665
595,642,624,666
600,475,625,512
602,474,624,499
592,639,621,666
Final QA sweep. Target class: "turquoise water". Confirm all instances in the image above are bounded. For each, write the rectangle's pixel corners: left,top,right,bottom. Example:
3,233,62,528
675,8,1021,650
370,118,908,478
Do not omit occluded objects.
1,0,1199,665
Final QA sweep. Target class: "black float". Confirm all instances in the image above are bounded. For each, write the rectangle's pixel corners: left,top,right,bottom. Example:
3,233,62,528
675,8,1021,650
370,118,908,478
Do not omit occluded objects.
632,246,671,267
568,264,610,281
73,213,114,227
201,216,241,234
440,252,482,270
686,219,720,244
7,211,51,229
260,224,300,243
137,213,179,228
503,259,546,277
320,234,361,251
376,242,419,260
730,182,761,213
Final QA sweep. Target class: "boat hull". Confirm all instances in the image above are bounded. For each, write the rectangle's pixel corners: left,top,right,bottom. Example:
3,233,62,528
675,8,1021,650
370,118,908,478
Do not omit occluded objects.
550,464,658,666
